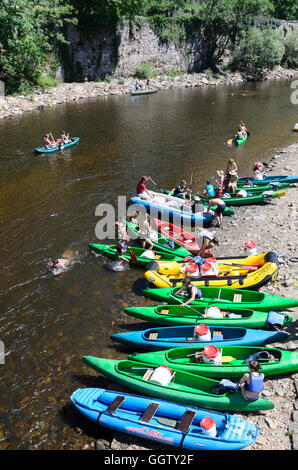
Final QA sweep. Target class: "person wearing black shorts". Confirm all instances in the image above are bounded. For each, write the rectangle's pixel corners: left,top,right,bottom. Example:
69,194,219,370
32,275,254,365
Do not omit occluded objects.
206,197,226,227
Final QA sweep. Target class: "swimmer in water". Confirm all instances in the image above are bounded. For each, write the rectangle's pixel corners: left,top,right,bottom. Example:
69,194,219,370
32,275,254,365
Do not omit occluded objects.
49,250,74,270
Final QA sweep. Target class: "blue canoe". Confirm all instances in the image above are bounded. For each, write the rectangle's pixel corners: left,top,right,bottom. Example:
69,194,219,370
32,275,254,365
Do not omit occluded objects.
129,196,215,226
71,387,258,450
237,175,298,185
111,325,289,351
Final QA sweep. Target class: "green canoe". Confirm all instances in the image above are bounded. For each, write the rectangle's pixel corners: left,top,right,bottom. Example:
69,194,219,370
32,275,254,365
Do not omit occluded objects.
126,221,191,258
129,346,298,379
131,88,158,96
88,243,185,266
198,189,285,206
34,137,79,153
230,182,290,194
83,357,274,411
163,190,234,216
235,133,248,146
123,304,292,329
142,286,298,311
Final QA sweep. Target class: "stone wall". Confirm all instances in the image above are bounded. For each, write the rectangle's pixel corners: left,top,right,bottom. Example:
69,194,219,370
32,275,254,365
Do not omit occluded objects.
61,18,297,83
62,20,208,82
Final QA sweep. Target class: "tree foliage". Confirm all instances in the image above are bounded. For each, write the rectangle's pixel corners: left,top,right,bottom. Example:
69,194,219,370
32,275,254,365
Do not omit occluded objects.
0,0,75,94
232,27,285,72
271,0,298,21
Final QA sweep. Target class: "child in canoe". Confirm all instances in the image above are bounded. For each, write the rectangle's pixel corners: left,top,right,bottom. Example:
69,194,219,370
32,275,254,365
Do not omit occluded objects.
239,361,265,402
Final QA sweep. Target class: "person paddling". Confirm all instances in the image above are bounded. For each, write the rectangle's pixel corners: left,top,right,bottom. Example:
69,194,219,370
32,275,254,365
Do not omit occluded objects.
136,176,152,199
239,361,264,401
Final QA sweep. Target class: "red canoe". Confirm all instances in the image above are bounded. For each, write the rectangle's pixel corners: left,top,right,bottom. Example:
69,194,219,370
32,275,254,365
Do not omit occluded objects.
153,219,199,254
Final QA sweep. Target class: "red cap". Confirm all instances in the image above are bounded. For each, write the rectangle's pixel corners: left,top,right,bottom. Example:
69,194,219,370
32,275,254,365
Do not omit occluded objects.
200,416,215,430
158,365,172,374
194,324,209,336
201,263,212,271
203,345,219,358
207,258,216,263
186,263,198,273
245,240,256,249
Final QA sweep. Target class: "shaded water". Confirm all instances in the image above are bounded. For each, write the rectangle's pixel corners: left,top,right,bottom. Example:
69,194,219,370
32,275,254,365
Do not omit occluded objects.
0,79,297,449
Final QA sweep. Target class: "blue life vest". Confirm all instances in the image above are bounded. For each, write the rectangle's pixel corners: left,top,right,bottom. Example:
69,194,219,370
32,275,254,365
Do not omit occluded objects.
116,240,127,254
192,256,205,266
245,374,264,393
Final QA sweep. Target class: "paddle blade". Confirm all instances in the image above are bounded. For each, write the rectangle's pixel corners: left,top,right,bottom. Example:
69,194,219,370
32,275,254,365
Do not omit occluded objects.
129,250,138,264
227,139,233,145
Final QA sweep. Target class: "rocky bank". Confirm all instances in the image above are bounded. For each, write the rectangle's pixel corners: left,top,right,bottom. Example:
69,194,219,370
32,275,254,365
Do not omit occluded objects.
0,67,297,121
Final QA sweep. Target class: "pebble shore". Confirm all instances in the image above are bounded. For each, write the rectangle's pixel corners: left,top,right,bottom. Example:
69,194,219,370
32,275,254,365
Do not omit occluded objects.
0,67,297,120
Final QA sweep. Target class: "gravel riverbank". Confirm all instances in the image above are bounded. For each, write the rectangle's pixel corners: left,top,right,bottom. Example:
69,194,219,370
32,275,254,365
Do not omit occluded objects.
0,67,297,121
77,141,298,452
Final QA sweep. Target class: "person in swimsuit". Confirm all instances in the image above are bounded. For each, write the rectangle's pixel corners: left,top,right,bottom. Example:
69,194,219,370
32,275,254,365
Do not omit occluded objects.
50,258,71,270
115,217,130,242
227,170,238,193
138,213,154,250
206,197,226,227
239,361,264,401
214,170,224,198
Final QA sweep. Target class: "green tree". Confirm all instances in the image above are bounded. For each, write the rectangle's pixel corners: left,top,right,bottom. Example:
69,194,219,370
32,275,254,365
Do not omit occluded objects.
271,0,298,21
194,0,273,69
0,0,75,94
283,29,298,68
232,27,285,72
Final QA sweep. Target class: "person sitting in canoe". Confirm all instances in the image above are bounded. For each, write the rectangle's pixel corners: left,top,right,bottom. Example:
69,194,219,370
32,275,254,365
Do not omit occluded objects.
169,180,190,198
206,197,226,227
60,131,71,144
239,361,264,401
239,121,247,135
136,176,152,199
135,81,139,91
176,277,203,306
139,213,154,250
43,134,56,150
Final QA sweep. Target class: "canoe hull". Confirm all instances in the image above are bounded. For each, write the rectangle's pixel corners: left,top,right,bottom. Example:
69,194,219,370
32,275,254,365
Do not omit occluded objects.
142,286,298,311
129,346,298,378
111,326,289,351
83,357,274,411
71,387,258,450
34,137,79,153
124,305,292,329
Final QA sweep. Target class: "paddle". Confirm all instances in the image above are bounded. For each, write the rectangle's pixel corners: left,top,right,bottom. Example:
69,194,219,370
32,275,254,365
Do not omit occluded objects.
149,177,165,193
129,250,138,264
169,293,205,317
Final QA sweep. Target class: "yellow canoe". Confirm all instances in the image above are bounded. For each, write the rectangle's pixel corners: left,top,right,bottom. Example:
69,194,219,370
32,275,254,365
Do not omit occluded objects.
144,252,279,290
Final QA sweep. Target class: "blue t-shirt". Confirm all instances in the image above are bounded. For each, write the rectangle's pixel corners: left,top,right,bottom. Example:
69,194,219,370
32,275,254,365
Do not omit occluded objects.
205,184,215,197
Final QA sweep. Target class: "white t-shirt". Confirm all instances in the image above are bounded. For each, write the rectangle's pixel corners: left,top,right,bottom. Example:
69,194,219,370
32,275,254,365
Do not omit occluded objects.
196,230,215,247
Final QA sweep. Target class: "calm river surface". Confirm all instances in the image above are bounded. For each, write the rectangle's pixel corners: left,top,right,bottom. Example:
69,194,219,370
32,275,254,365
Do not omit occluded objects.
0,79,297,449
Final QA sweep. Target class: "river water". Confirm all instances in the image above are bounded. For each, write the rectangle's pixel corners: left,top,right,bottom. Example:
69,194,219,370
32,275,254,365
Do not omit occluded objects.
0,79,297,449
